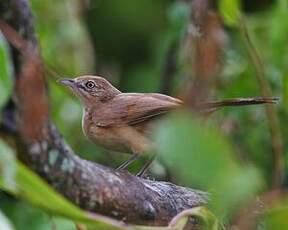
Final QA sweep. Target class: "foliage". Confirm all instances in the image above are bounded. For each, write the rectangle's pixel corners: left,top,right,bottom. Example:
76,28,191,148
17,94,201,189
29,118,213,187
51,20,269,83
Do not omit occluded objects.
265,206,288,230
0,141,16,191
0,210,14,230
0,33,12,110
219,0,241,26
154,112,263,220
1,0,288,229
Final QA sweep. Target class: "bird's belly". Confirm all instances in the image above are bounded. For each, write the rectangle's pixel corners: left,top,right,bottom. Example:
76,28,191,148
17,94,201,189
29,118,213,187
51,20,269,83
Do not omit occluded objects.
84,126,132,153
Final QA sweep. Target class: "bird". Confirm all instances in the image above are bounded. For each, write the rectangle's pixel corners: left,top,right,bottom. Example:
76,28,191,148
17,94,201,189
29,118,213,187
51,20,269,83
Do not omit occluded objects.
58,75,278,176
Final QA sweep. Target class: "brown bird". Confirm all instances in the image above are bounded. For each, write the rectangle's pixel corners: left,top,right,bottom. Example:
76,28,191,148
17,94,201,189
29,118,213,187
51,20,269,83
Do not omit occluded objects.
59,75,278,176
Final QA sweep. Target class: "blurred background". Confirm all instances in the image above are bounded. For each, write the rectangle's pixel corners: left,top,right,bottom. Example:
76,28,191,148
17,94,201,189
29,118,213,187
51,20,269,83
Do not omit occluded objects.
0,0,288,229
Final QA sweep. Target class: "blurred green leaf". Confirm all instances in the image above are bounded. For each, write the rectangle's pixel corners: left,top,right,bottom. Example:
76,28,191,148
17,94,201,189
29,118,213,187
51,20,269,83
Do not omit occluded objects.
219,0,241,26
31,0,94,75
0,33,13,110
0,210,14,230
1,199,76,230
167,2,189,40
154,111,263,218
0,140,16,191
264,206,288,230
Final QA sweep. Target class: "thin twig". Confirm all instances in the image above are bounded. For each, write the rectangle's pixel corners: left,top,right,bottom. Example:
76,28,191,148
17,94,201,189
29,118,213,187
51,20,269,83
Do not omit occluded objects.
239,15,284,188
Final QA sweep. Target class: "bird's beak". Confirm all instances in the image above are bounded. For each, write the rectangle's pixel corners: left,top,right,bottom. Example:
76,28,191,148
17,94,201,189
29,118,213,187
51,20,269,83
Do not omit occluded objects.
58,78,75,87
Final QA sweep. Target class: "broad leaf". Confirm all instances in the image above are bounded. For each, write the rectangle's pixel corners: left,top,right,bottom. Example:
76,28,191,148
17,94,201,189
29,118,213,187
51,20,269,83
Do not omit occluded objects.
154,111,262,219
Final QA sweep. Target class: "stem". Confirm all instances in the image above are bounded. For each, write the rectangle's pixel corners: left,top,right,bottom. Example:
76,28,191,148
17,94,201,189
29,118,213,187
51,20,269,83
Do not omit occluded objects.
239,15,284,188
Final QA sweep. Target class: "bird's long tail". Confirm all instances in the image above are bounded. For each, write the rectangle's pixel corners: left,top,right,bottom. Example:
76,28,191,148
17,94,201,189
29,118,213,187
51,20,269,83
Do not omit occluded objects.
200,97,279,110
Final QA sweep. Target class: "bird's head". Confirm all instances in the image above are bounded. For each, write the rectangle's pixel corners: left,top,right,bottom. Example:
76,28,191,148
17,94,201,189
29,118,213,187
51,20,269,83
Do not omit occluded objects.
58,75,121,105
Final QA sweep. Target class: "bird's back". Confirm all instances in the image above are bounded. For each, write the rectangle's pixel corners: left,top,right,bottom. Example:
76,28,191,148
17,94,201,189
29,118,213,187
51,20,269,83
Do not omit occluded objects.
91,92,182,128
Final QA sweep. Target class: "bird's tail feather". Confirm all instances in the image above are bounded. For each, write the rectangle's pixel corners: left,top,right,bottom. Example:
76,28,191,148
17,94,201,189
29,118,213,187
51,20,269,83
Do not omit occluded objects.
200,97,279,109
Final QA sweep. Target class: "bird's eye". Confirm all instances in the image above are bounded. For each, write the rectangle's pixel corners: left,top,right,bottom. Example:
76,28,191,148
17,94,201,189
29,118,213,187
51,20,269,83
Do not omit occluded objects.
85,81,96,89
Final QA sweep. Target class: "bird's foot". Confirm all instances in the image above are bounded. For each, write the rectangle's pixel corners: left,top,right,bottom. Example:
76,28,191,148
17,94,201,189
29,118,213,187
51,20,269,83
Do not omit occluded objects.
136,154,156,177
116,153,140,171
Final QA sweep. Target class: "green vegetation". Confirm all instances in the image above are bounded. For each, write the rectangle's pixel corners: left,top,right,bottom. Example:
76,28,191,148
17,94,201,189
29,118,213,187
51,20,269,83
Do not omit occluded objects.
1,0,288,229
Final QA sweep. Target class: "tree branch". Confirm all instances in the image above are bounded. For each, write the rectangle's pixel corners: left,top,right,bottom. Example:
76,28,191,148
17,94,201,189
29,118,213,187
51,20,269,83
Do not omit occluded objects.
0,0,208,227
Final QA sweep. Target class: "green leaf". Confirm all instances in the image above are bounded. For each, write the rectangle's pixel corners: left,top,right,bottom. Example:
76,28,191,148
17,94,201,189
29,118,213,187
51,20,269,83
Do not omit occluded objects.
264,207,288,230
1,200,76,230
0,32,13,110
218,0,241,27
154,111,262,219
0,140,16,190
167,2,190,40
0,210,14,230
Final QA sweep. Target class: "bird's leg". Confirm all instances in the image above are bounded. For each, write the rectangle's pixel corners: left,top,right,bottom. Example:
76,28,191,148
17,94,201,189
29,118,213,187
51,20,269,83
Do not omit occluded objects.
136,154,156,177
116,153,140,170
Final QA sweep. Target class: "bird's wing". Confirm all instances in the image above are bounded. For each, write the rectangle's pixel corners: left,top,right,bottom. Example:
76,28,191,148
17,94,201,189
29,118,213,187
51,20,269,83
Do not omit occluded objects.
95,93,182,127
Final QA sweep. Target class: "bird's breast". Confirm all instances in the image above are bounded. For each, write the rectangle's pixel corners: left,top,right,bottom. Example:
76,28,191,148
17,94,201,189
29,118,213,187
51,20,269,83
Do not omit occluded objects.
82,109,131,152
87,126,133,153
82,107,152,154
